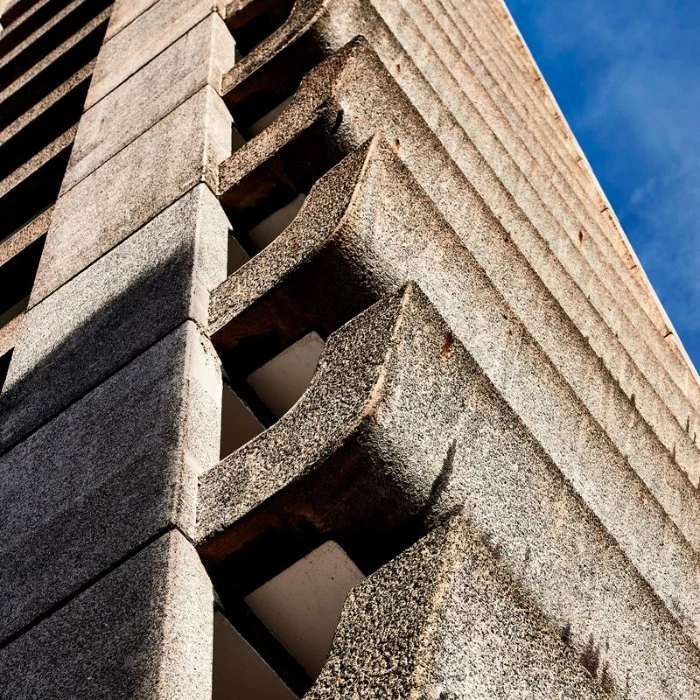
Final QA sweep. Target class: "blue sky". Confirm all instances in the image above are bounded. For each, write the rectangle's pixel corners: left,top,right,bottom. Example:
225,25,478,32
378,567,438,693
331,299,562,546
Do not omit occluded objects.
504,0,700,371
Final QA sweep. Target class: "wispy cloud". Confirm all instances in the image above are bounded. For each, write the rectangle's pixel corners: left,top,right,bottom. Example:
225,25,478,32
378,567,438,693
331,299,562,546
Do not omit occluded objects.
506,0,700,367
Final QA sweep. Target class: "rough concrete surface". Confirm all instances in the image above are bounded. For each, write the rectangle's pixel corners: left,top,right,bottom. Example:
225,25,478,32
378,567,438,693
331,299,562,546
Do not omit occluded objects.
31,85,231,304
0,184,227,453
87,0,227,108
308,515,607,699
200,284,700,699
65,13,235,191
212,120,700,650
0,531,214,699
0,322,220,643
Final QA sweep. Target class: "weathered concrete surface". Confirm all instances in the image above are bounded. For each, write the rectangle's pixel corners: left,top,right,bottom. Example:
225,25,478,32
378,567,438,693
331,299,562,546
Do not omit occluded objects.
86,0,227,108
0,322,220,643
0,7,109,109
64,13,235,191
0,58,93,144
0,123,75,197
0,184,227,453
222,0,700,469
0,531,214,700
212,114,700,648
200,284,700,698
0,204,50,267
31,85,231,304
308,515,607,699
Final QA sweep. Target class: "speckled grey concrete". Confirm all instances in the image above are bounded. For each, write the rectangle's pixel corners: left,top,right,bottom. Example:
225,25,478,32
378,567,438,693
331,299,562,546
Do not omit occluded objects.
200,284,700,698
308,515,607,699
0,7,109,108
222,0,700,479
31,85,231,304
0,321,220,643
212,84,700,649
0,184,227,453
64,13,235,191
86,0,227,109
0,123,75,197
0,0,90,74
0,204,51,268
0,530,214,700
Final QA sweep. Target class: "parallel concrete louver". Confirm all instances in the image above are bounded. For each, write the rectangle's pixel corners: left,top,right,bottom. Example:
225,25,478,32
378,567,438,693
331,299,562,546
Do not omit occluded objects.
0,0,698,697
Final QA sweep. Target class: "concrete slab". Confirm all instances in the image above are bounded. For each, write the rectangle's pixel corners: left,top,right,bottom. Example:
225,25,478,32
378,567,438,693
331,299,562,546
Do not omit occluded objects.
0,322,220,643
308,516,607,699
0,531,214,699
199,284,700,698
87,0,227,108
0,184,227,453
64,13,235,191
31,85,231,304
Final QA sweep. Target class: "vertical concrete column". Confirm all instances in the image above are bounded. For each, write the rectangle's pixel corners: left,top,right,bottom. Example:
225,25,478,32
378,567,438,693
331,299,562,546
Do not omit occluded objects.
0,0,236,696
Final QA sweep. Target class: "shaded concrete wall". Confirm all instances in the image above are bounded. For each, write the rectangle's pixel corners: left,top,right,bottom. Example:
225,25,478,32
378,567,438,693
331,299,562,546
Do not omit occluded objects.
0,0,698,698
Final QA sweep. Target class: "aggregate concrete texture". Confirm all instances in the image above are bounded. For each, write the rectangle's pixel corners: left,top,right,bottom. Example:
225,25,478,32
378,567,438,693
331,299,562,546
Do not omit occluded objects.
222,0,700,463
0,322,220,643
308,515,607,699
201,284,700,699
64,12,235,191
213,83,700,646
87,0,228,108
31,85,231,304
0,184,228,453
0,7,109,109
0,531,214,700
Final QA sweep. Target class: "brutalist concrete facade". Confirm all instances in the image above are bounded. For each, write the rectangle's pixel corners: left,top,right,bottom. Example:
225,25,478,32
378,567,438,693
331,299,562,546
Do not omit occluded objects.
0,0,699,697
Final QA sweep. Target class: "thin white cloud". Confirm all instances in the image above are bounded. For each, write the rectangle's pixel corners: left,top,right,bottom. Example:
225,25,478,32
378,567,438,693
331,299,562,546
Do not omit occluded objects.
507,0,700,363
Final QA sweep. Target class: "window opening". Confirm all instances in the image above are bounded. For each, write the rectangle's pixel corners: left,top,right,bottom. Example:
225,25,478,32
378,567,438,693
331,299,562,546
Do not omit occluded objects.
211,541,365,698
219,332,325,460
226,0,295,58
0,233,44,329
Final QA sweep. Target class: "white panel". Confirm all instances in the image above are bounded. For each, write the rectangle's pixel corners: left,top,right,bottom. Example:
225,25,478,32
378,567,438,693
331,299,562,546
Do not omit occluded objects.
245,542,365,677
220,384,264,458
212,612,297,700
248,194,306,250
246,332,324,419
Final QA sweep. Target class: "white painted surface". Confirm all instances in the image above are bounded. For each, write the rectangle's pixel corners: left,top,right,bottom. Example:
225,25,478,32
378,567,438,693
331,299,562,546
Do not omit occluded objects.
226,234,251,275
212,612,297,700
220,384,264,458
246,331,324,418
248,194,306,250
245,541,365,677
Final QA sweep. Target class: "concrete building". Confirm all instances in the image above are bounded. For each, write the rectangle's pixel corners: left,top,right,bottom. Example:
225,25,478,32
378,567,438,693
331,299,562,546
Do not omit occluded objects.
0,0,698,697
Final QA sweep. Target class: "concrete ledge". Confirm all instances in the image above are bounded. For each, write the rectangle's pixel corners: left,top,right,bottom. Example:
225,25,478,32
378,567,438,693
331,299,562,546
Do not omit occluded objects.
0,6,108,108
31,85,231,304
0,204,51,267
0,531,214,700
211,137,700,663
199,284,700,697
221,2,700,471
86,0,227,109
0,184,227,454
65,13,235,192
308,515,606,698
0,322,220,643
